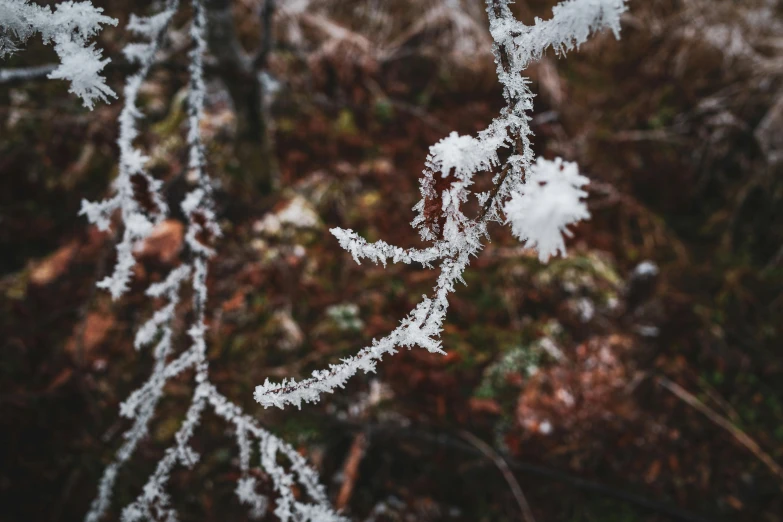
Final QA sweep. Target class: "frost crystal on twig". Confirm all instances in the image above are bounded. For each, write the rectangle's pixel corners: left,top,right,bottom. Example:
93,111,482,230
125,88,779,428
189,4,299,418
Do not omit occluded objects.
254,0,626,410
79,1,177,299
0,0,117,108
504,157,590,262
84,1,344,520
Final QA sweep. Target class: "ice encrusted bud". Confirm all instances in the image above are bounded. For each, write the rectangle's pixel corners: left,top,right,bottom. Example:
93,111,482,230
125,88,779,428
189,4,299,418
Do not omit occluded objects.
504,157,590,262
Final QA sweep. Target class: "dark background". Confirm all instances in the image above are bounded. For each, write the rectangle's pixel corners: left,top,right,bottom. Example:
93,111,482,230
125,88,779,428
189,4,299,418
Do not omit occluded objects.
0,0,781,520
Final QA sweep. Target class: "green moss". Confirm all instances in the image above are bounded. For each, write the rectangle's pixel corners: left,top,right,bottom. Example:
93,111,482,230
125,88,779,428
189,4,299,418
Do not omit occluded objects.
334,109,358,136
373,98,395,123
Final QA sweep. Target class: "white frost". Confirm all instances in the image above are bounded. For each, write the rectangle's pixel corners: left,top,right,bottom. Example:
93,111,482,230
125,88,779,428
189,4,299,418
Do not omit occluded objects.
0,0,118,108
504,157,591,262
256,0,627,409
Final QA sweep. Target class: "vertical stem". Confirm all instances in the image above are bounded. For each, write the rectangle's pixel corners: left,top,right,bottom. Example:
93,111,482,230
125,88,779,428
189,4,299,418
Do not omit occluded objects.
204,0,278,194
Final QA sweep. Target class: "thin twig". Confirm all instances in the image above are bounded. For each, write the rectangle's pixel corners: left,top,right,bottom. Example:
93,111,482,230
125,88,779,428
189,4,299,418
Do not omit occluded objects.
252,0,275,70
327,418,714,522
0,64,56,83
460,430,536,522
657,375,783,483
692,373,742,424
335,431,368,511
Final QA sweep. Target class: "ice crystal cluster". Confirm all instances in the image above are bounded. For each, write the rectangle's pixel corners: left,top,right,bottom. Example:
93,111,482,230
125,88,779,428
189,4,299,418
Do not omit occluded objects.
2,0,627,520
0,0,117,108
504,157,591,262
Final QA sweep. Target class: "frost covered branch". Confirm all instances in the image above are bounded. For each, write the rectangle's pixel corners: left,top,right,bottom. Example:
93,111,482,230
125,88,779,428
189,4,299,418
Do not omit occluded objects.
79,2,178,299
254,0,626,410
84,1,343,520
78,0,627,518
0,0,117,108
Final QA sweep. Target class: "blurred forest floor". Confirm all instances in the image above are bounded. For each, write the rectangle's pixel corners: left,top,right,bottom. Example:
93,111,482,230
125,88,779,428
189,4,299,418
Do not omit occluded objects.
0,0,782,521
